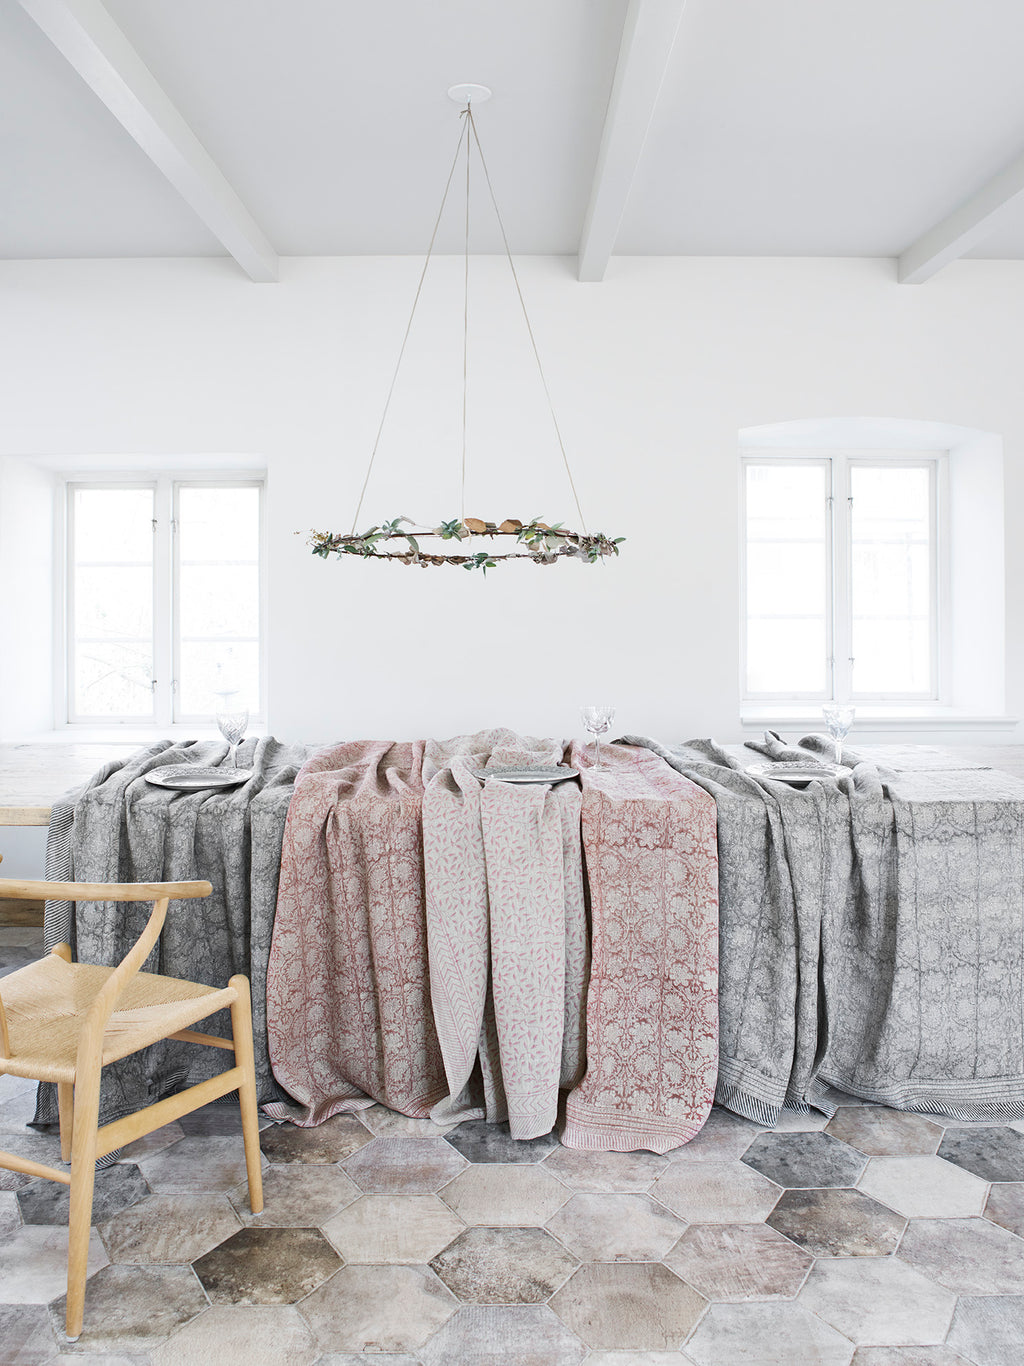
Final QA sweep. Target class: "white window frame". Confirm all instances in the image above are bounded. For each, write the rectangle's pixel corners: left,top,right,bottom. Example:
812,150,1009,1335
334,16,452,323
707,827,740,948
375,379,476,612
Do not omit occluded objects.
60,472,267,728
740,448,946,705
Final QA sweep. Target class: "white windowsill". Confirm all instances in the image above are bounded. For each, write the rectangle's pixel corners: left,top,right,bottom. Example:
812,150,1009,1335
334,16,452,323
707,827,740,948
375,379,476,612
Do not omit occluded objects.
741,704,1018,734
8,724,269,745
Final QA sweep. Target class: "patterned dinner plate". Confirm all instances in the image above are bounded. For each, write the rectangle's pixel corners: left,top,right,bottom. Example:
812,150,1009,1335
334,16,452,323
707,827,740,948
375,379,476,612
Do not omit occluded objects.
145,765,255,791
746,761,852,783
473,766,580,785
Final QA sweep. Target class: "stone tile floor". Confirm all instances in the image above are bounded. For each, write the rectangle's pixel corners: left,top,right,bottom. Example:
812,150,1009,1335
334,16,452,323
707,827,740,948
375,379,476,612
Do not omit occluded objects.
4,928,1024,1364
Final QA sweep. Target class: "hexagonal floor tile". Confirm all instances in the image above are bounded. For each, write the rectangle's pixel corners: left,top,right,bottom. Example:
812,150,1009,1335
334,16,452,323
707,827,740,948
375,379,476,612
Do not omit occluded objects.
48,1263,209,1353
0,1224,107,1302
228,1162,360,1227
0,1190,20,1238
668,1106,759,1163
946,1295,1024,1366
545,1192,685,1262
258,1113,373,1164
686,1302,854,1365
360,1103,456,1138
938,1127,1024,1182
826,1108,943,1157
541,1145,669,1193
849,1349,972,1365
418,1304,587,1366
150,1304,319,1366
120,1118,187,1162
742,1132,866,1188
0,1302,63,1361
651,1159,781,1223
857,1155,988,1218
767,1187,906,1257
343,1136,467,1194
192,1226,341,1304
299,1264,457,1353
899,1217,1024,1295
444,1121,560,1164
17,1162,149,1226
99,1192,241,1264
430,1226,577,1304
799,1257,956,1346
137,1135,262,1194
549,1263,705,1351
664,1222,813,1301
323,1193,464,1263
985,1182,1024,1238
440,1162,570,1225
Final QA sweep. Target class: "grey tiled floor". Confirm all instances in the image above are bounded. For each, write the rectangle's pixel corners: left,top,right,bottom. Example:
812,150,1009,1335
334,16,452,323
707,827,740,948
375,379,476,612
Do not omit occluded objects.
3,929,1024,1365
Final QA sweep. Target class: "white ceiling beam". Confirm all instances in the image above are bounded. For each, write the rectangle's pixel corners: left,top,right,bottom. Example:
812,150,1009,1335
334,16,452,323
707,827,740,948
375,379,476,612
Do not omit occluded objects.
898,147,1024,284
577,0,687,282
18,0,279,282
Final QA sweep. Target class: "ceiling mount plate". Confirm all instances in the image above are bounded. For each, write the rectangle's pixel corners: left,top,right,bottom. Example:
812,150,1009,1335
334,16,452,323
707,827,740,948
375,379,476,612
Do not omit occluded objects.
447,84,492,106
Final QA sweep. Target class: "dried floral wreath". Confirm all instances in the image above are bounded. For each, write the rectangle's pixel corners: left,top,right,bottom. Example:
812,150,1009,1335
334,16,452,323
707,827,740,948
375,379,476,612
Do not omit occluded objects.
308,516,623,573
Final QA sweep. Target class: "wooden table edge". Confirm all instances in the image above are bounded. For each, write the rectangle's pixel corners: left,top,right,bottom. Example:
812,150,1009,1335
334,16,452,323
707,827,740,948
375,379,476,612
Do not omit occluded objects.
0,806,53,827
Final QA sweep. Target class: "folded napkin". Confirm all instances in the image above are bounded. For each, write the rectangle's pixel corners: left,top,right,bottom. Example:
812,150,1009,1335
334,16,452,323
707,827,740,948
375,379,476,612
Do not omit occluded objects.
744,729,826,763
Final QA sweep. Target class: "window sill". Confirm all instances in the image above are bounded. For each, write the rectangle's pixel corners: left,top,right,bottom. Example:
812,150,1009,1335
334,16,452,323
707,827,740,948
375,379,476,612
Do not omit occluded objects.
740,705,1018,734
10,724,269,745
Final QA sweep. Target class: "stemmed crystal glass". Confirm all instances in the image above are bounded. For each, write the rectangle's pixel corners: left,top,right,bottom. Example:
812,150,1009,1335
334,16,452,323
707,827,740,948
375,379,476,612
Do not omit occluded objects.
823,704,855,768
580,705,616,768
215,693,249,769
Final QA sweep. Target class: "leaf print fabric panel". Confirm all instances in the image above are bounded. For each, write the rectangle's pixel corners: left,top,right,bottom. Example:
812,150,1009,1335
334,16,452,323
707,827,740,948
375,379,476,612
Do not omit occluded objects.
562,740,720,1153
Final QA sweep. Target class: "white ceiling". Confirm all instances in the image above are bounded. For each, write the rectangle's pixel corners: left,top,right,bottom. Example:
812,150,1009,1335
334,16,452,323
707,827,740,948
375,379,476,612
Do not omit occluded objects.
4,0,1024,272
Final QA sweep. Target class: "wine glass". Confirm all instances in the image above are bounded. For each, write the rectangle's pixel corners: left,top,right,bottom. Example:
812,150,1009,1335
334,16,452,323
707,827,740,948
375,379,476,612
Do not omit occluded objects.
215,693,249,769
580,705,616,768
822,704,855,768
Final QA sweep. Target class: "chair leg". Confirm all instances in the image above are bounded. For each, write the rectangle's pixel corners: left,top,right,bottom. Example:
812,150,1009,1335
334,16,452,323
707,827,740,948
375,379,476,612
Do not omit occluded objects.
65,1066,101,1341
57,1083,74,1163
229,974,263,1215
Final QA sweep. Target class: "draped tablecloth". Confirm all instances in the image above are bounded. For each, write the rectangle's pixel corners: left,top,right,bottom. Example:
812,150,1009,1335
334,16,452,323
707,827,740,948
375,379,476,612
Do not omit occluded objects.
37,737,316,1126
625,735,1024,1123
266,731,721,1151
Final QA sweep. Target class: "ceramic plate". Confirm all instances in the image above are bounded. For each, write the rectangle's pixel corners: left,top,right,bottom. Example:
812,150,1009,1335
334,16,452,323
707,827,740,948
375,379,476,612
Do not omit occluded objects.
746,761,852,783
474,766,580,785
144,765,255,792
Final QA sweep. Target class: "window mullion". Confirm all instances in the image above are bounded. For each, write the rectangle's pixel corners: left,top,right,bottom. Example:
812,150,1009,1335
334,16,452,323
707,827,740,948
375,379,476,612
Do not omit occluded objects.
832,455,853,702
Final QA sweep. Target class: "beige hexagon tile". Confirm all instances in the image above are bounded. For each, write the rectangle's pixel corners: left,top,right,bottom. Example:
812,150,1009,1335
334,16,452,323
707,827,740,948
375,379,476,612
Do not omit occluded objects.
668,1107,760,1163
541,1145,670,1193
430,1226,578,1304
850,1346,975,1364
665,1222,813,1301
136,1135,266,1194
48,1264,209,1353
651,1160,782,1223
151,1305,319,1366
322,1193,464,1263
439,1162,570,1225
258,1114,373,1165
585,1354,697,1366
0,1303,63,1363
342,1136,467,1194
360,1103,457,1138
856,1155,988,1219
228,1161,360,1227
99,1192,241,1264
118,1120,187,1162
826,1108,943,1157
549,1263,705,1351
193,1226,342,1305
299,1264,457,1354
418,1304,587,1365
799,1256,957,1346
0,1188,22,1238
545,1192,685,1262
0,1224,108,1302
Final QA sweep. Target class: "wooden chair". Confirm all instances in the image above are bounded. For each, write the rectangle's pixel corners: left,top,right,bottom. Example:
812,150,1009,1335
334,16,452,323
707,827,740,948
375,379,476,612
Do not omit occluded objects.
0,876,264,1341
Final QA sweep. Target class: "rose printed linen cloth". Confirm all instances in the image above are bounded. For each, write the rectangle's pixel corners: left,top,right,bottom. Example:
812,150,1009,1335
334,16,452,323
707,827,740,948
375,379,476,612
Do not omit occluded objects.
421,730,589,1140
36,737,316,1127
562,740,720,1153
627,735,1024,1122
265,740,448,1126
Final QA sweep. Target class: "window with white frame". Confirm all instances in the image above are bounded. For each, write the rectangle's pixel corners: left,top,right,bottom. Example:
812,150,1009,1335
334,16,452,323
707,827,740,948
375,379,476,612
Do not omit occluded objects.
742,451,941,702
65,477,264,725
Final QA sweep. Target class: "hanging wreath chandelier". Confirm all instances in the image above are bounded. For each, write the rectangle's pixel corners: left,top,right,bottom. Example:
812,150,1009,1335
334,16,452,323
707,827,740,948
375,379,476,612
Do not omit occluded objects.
307,86,623,574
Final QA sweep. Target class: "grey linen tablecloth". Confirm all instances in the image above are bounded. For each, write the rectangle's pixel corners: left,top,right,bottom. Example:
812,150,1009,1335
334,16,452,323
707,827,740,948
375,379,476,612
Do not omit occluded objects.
36,737,316,1127
624,735,1024,1123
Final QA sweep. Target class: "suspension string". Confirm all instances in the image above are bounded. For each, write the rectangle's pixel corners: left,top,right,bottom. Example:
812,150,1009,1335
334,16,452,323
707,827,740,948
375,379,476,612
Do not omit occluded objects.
350,115,470,534
461,107,471,523
467,107,589,533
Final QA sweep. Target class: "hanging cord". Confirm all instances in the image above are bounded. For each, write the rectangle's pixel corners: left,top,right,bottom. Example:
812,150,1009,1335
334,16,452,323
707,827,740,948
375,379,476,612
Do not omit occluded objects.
350,115,470,533
461,108,471,522
467,106,589,533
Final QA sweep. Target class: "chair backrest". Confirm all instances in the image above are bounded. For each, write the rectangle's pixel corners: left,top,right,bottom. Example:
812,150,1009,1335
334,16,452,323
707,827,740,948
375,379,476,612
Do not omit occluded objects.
0,878,212,1064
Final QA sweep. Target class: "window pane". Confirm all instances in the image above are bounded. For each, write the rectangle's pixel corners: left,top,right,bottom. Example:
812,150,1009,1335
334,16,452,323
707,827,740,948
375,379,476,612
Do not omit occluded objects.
71,488,153,718
745,464,828,694
176,486,261,717
850,466,932,694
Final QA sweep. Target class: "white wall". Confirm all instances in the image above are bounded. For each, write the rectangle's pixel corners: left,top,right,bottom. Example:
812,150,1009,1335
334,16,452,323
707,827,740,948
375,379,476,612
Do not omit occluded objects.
1,254,1023,745
0,455,54,735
